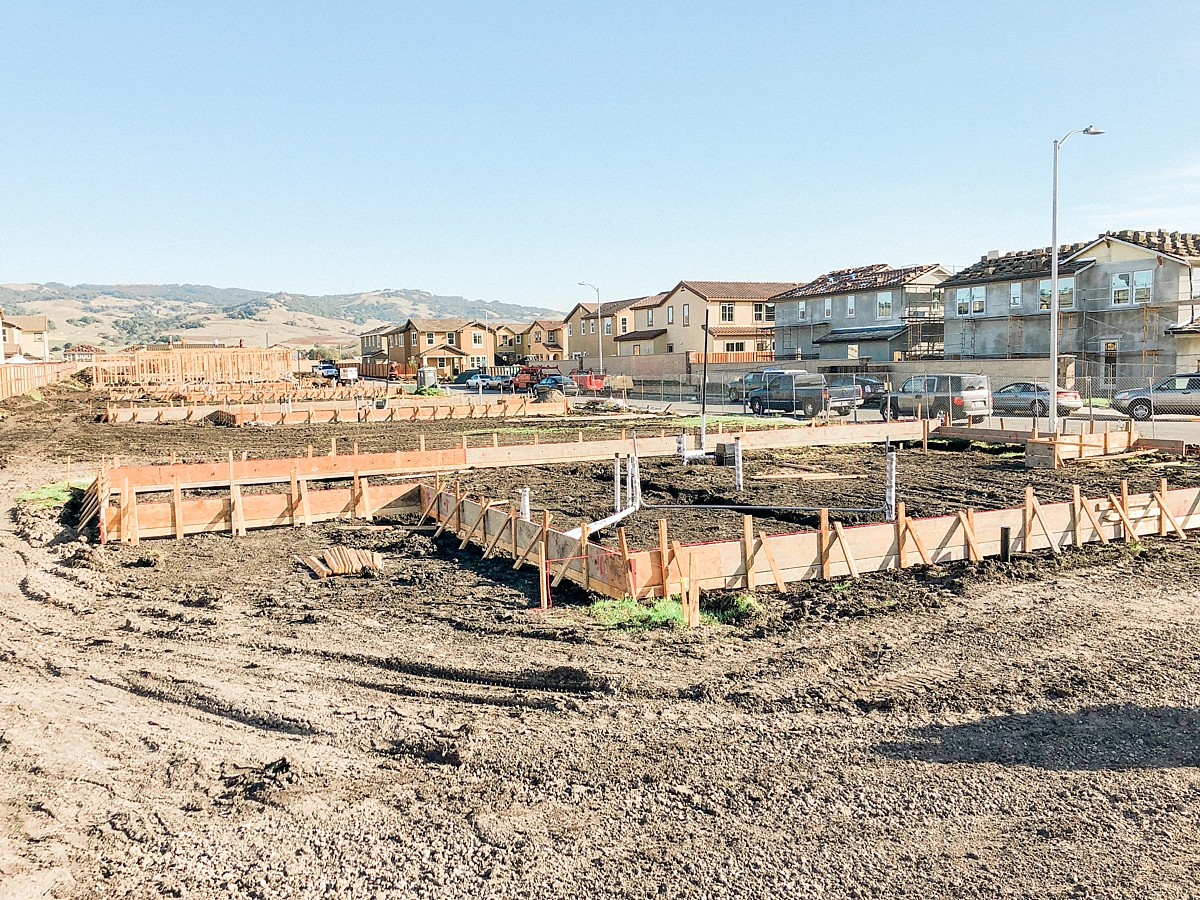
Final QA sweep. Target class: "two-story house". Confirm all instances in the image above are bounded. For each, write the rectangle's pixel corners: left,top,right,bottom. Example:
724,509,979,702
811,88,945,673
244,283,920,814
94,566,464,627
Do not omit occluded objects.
941,230,1200,379
358,323,406,367
394,318,495,378
2,315,51,362
520,320,567,361
494,324,522,364
562,299,642,367
772,264,948,362
641,281,800,360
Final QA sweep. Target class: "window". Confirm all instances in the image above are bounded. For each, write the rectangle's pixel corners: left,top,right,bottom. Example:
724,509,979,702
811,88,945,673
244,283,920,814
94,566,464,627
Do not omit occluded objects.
619,316,628,334
1103,341,1118,384
1058,277,1075,310
604,318,613,336
1112,273,1131,305
682,304,690,326
956,288,969,316
549,331,557,343
437,357,446,369
1039,280,1052,310
472,331,483,346
720,303,734,323
755,339,775,351
667,306,674,324
753,302,775,322
631,345,640,356
589,319,595,334
666,343,674,353
797,300,807,321
425,332,434,346
647,309,654,327
534,331,542,343
516,334,522,344
846,344,859,360
846,295,855,318
567,323,573,337
971,286,985,314
411,332,417,347
1133,270,1152,303
823,298,832,318
877,292,893,319
724,341,745,352
1010,284,1022,308
447,332,456,346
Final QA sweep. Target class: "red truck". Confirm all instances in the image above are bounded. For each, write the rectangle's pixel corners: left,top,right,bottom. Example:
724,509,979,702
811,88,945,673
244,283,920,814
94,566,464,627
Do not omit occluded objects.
511,364,561,391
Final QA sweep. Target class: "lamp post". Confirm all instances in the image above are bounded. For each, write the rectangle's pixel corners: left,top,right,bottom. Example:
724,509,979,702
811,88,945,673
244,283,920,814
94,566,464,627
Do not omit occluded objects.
579,282,602,376
1050,125,1104,428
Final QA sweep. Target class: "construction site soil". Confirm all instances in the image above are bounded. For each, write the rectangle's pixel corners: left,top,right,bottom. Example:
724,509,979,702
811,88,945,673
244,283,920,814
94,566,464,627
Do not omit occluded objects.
1,378,1199,898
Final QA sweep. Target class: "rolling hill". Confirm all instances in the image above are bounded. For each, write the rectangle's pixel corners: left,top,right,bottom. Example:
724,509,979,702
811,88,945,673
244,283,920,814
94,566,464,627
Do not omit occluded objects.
0,283,566,355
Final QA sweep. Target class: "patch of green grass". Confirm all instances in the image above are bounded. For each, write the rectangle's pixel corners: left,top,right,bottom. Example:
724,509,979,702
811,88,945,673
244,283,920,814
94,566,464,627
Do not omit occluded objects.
672,414,806,429
16,480,90,509
411,386,445,397
589,596,685,630
701,591,764,625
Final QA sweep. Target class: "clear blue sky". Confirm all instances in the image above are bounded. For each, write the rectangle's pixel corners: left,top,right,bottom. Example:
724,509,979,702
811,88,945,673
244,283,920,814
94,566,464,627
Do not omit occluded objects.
2,1,1198,312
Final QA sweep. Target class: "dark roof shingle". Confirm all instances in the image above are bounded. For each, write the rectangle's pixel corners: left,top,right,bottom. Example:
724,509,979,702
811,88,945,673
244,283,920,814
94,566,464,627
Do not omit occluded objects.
773,264,943,300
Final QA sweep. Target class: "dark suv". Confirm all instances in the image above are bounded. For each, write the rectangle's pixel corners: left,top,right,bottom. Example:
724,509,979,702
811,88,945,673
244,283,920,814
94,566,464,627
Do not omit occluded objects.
824,374,888,409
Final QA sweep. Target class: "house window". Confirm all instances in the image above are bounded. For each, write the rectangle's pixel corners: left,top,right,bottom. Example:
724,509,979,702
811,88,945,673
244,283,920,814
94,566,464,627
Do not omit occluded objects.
516,334,523,345
877,292,893,319
1112,273,1131,306
755,339,774,352
956,288,969,316
604,318,613,336
1039,280,1052,309
473,332,483,346
410,333,417,347
619,316,628,334
682,304,690,326
1133,270,1152,303
846,295,855,318
667,306,674,324
447,333,456,346
797,300,807,322
666,343,674,353
647,309,654,327
1058,276,1075,310
753,302,775,322
535,332,542,343
823,298,832,318
549,330,557,343
1010,284,1022,308
765,302,775,322
720,303,734,323
847,344,859,360
632,345,641,356
425,332,434,345
437,357,446,369
589,320,595,334
971,286,985,314
568,323,573,337
724,341,745,352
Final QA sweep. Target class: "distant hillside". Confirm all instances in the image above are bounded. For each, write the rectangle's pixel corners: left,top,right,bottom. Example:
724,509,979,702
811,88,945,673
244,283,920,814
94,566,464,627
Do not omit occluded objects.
0,283,565,353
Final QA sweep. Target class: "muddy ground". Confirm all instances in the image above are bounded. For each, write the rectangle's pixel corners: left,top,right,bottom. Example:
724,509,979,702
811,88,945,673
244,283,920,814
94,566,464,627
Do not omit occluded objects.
1,379,1200,899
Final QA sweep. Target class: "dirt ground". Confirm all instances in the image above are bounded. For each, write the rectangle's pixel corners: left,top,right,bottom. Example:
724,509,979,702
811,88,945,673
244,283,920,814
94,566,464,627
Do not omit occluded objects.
2,379,1200,899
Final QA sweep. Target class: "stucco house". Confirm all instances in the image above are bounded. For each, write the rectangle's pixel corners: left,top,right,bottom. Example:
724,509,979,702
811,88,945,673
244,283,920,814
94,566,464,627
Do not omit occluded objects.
2,315,51,361
62,343,104,363
520,319,567,361
358,323,407,366
773,264,948,362
941,230,1200,380
563,299,643,368
393,318,495,377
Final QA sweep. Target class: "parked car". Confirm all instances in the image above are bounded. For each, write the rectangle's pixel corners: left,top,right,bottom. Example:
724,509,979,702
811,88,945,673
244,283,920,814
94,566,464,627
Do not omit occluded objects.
486,374,513,390
465,373,496,389
726,368,804,402
991,381,1083,417
746,373,857,418
314,361,340,379
824,374,888,409
452,370,479,385
1113,373,1200,420
884,374,992,424
534,375,581,399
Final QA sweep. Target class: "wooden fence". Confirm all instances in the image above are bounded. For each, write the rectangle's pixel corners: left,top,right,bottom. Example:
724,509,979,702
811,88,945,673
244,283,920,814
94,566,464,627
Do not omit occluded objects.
0,361,83,400
91,348,297,386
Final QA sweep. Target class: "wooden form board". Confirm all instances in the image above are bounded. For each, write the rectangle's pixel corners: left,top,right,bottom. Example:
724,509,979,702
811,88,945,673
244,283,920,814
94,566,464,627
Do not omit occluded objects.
104,481,420,540
1025,430,1139,468
423,482,1200,599
105,384,392,402
103,398,570,425
93,420,928,496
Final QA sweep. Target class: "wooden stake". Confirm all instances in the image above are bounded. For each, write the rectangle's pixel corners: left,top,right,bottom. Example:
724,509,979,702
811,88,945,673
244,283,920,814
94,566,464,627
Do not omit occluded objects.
686,554,700,628
483,504,514,558
658,519,670,598
581,521,591,591
1078,492,1109,544
956,510,980,561
819,507,831,579
1159,477,1168,537
1152,490,1186,539
618,526,634,596
1107,492,1136,543
298,477,312,526
1071,485,1083,547
538,539,549,609
896,501,907,568
743,514,756,588
757,531,786,591
1024,486,1034,553
514,510,551,569
172,474,183,540
832,521,860,578
459,500,492,548
1029,492,1059,555
289,469,300,527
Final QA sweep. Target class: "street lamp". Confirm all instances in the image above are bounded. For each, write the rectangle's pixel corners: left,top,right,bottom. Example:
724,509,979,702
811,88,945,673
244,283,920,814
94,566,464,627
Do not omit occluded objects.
1050,125,1104,428
579,282,602,376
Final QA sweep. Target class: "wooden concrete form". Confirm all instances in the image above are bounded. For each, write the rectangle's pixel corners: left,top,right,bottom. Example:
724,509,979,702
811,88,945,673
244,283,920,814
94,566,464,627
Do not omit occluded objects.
91,348,297,386
104,383,392,403
418,480,1200,605
102,397,570,425
1025,429,1140,468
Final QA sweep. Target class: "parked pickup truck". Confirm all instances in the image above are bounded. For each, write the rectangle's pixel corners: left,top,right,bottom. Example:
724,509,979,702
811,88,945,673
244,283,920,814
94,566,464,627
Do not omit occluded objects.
883,374,992,424
746,373,858,418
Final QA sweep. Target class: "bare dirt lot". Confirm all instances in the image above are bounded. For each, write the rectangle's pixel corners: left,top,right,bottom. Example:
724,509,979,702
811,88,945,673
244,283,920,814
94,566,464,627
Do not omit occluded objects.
2,380,1200,899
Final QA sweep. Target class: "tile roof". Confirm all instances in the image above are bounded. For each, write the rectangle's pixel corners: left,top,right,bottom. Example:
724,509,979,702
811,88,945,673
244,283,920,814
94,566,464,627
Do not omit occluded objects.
678,281,801,300
612,328,667,342
705,325,777,337
774,264,944,300
583,299,642,318
524,319,564,332
359,323,404,337
403,317,483,333
939,244,1093,289
1097,229,1200,259
813,325,909,344
630,292,669,310
4,314,49,332
415,343,468,357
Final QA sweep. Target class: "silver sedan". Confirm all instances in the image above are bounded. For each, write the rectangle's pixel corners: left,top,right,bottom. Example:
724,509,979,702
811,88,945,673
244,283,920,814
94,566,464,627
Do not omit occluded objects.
991,382,1084,417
